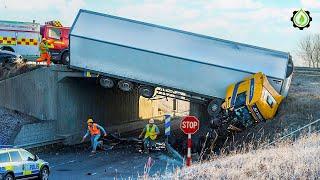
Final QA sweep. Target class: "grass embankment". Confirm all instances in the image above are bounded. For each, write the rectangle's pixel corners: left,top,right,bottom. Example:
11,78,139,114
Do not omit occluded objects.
158,133,320,179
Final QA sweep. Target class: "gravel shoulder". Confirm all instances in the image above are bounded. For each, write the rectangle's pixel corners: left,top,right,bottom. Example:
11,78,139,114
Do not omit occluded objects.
0,107,36,144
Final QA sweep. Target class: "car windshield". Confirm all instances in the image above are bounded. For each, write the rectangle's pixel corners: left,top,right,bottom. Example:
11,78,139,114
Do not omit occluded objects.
20,149,36,161
0,152,10,163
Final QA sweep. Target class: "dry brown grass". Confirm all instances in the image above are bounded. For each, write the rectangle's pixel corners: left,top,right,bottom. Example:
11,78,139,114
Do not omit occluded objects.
157,133,320,180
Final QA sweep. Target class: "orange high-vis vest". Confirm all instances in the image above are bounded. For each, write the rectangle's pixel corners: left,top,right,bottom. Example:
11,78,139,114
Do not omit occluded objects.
88,123,101,135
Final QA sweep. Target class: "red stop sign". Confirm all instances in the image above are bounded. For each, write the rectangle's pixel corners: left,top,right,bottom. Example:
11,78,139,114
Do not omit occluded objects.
180,116,200,134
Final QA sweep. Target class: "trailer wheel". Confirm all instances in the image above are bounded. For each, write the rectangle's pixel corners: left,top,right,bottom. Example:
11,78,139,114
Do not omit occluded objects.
207,98,223,117
139,85,155,98
100,77,114,88
0,46,14,52
118,80,134,92
61,51,70,65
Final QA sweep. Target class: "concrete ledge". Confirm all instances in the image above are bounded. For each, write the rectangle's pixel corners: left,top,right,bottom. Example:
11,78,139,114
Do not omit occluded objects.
14,121,58,147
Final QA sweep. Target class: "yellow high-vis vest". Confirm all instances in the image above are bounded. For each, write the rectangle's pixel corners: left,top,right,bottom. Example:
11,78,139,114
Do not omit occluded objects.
144,124,157,140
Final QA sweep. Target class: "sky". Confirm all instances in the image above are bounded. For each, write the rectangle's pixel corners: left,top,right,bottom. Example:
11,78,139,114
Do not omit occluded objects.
0,0,319,66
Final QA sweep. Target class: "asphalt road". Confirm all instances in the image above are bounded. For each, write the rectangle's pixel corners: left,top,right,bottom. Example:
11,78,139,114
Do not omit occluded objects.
37,144,181,180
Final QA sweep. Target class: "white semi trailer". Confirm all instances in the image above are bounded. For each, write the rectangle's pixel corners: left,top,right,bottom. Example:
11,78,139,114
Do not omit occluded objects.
69,9,293,113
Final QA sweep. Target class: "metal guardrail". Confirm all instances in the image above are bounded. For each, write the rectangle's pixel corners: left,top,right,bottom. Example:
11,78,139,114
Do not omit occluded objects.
294,67,320,72
294,67,320,75
140,110,190,121
266,118,320,146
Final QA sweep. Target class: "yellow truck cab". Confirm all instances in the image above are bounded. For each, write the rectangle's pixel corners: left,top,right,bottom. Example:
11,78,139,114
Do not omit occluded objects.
224,72,284,130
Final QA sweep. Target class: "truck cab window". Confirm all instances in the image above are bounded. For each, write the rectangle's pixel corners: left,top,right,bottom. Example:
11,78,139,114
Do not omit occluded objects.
234,92,246,108
263,88,276,108
266,96,274,108
48,27,61,40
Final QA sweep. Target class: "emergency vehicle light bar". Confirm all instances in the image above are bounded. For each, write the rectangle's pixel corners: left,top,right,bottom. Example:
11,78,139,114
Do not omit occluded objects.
0,145,14,149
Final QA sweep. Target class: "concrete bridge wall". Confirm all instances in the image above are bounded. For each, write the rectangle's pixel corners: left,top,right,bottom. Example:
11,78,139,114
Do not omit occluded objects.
0,67,57,121
0,66,139,146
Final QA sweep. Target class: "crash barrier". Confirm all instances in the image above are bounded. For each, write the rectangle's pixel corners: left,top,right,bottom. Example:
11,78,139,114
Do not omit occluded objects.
266,118,320,146
294,67,320,76
294,67,320,72
142,110,189,121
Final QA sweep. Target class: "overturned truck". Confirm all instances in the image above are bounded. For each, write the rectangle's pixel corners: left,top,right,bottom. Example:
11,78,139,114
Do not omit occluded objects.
69,9,294,153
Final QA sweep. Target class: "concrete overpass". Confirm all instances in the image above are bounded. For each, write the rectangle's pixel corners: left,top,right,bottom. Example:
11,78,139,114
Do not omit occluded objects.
0,65,140,147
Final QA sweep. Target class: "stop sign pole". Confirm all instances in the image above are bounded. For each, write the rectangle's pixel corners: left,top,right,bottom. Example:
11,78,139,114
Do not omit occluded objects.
187,133,192,166
180,116,200,167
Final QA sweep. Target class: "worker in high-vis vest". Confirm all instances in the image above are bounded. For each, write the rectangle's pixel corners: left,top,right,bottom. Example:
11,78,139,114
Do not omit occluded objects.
81,118,107,153
139,119,160,152
36,38,51,66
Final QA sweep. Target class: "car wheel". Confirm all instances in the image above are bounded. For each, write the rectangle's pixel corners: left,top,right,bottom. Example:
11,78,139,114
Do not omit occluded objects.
4,173,14,180
61,51,70,65
38,166,49,180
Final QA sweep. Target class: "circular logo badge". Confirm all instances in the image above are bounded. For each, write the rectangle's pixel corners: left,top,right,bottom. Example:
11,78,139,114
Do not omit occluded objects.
291,9,312,30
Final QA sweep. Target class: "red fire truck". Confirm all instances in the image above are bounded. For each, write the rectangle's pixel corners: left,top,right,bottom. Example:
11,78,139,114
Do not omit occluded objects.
41,21,70,64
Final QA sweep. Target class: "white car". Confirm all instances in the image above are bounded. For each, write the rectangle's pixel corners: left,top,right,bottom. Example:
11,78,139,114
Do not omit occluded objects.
0,145,50,180
0,50,24,67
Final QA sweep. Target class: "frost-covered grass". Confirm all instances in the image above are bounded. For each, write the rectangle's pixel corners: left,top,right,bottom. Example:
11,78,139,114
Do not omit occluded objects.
155,133,320,180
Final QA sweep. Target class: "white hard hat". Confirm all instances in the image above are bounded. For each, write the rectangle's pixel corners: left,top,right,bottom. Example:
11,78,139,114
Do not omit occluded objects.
149,119,154,124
